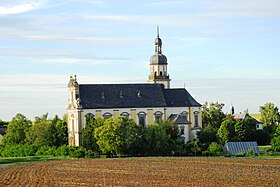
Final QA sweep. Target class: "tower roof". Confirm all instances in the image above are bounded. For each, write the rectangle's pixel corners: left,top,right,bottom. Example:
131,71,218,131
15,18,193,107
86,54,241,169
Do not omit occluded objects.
150,26,167,65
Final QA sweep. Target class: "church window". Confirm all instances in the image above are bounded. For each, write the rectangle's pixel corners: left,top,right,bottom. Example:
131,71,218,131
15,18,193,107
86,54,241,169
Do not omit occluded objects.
85,113,95,126
120,112,130,119
103,112,112,119
138,112,146,127
180,126,185,135
154,111,163,122
194,111,199,128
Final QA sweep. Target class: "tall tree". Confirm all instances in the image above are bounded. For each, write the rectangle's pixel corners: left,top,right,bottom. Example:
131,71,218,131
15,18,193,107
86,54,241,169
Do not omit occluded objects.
94,117,143,156
198,124,218,146
217,115,236,144
2,114,31,145
202,102,226,129
82,116,104,152
26,113,57,147
260,103,280,135
234,118,256,141
53,115,68,146
271,125,280,151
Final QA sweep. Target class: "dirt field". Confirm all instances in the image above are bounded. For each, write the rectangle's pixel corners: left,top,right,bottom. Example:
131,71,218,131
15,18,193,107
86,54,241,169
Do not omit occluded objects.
0,157,279,186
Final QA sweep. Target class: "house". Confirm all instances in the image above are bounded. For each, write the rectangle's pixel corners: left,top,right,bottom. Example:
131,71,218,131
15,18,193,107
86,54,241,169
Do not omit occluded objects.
67,29,202,146
0,127,7,143
231,106,263,130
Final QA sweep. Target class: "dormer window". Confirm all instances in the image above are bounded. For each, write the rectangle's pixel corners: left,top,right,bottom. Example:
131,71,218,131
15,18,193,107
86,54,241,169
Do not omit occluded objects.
137,91,141,98
103,112,112,119
120,91,124,99
120,112,130,119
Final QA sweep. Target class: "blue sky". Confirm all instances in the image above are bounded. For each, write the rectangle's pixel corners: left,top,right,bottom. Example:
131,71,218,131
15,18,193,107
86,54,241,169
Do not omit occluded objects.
0,0,279,120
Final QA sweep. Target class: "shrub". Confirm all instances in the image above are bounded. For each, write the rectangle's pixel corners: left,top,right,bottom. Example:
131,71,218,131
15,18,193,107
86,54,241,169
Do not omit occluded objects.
56,145,69,156
235,151,246,157
208,142,222,156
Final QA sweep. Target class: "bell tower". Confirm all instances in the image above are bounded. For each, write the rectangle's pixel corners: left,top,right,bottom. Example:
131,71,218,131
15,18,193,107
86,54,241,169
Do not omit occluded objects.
148,26,171,88
67,75,83,146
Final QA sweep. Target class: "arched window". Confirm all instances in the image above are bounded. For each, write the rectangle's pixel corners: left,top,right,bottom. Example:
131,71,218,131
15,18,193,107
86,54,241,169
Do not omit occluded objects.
181,111,189,121
120,112,130,119
103,112,112,119
160,71,163,76
154,111,163,122
194,111,199,128
180,126,185,135
137,112,146,127
85,113,95,126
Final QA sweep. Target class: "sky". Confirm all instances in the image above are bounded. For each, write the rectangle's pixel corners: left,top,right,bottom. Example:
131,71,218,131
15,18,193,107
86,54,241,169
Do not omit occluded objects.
0,0,279,121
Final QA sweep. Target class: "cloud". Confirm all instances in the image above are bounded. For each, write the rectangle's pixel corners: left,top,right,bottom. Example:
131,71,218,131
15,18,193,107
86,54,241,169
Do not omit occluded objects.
0,0,45,15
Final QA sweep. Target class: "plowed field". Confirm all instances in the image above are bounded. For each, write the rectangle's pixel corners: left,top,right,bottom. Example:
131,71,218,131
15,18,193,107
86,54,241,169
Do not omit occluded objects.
0,157,279,186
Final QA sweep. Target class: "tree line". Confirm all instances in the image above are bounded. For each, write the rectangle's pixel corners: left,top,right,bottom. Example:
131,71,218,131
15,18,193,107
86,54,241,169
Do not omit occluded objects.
199,102,280,154
0,102,279,157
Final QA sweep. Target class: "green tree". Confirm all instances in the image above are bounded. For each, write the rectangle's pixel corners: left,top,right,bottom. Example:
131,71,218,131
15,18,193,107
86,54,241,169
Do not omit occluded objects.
185,140,202,156
260,103,280,136
217,115,236,144
198,124,218,146
94,117,143,156
82,116,104,152
54,116,68,146
208,142,222,156
144,123,170,156
234,118,256,141
271,125,280,151
2,113,31,145
202,102,226,129
26,113,57,147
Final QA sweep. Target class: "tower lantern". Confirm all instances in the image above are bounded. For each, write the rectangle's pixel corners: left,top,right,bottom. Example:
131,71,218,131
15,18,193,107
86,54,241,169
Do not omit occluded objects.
148,27,171,88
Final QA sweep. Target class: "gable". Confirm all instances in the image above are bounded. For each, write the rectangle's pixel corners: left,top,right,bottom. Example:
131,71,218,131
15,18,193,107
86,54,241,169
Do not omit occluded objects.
163,89,201,107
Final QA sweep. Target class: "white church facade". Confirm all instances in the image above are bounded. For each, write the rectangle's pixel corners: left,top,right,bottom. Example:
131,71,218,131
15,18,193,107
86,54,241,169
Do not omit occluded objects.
67,30,202,146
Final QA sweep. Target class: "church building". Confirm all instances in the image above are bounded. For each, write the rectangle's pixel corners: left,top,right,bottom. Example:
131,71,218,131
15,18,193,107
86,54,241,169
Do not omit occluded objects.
67,29,202,146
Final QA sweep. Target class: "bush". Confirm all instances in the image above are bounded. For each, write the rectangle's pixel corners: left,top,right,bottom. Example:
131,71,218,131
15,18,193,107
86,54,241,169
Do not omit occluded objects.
0,144,38,157
235,151,246,157
69,146,86,158
208,142,222,156
56,145,69,156
35,146,57,156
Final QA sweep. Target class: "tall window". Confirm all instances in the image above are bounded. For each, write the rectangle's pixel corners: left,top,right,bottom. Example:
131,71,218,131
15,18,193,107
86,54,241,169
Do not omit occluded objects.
154,111,163,122
120,112,130,119
85,113,95,126
194,111,199,128
180,126,185,135
138,112,146,127
103,112,112,119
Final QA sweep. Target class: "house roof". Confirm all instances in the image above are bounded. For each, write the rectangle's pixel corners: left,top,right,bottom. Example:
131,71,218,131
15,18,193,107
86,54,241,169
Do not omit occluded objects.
169,114,191,124
79,84,201,109
233,113,262,124
163,89,202,107
0,127,7,135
